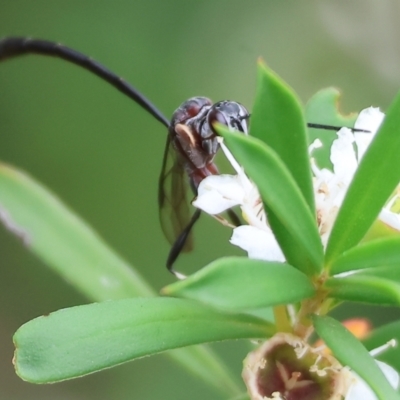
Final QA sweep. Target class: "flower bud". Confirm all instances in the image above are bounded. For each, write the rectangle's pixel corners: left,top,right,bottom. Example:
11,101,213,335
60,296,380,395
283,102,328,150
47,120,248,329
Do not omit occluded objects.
242,333,352,400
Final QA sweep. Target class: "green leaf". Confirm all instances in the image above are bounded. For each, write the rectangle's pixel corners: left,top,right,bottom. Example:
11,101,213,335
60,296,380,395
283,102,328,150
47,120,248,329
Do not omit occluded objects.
229,394,250,400
171,346,242,395
305,88,357,169
14,297,275,383
363,219,400,242
363,321,400,372
305,88,358,127
0,163,241,395
0,163,153,300
325,92,400,266
325,274,400,306
162,257,315,310
313,315,400,400
219,130,323,276
250,61,313,210
354,266,400,282
331,237,400,275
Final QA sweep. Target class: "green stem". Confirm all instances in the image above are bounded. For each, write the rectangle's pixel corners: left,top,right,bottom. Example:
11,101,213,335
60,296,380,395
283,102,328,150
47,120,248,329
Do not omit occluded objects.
273,305,292,333
293,288,329,340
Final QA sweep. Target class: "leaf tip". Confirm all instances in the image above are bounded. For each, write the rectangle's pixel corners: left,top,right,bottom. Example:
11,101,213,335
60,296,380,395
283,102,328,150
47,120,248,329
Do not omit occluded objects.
257,56,266,67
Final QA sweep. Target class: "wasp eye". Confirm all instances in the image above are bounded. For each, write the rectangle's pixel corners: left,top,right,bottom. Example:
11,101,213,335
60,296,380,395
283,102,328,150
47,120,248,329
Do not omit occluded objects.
230,116,242,132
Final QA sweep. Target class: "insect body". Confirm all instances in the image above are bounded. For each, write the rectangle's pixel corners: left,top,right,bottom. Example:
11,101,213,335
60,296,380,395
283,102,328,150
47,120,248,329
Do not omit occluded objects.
161,97,249,276
0,37,249,278
0,37,369,278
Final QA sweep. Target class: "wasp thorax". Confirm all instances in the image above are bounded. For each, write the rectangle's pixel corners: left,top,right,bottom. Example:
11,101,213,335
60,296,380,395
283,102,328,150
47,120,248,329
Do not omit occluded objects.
243,334,352,400
170,97,213,126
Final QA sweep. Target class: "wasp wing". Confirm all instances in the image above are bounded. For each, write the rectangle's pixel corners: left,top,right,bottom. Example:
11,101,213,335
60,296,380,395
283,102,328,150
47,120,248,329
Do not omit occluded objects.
158,135,194,252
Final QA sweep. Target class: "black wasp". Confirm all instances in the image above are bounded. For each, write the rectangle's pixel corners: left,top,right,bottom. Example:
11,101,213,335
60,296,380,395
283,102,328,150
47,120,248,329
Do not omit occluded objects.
0,37,368,278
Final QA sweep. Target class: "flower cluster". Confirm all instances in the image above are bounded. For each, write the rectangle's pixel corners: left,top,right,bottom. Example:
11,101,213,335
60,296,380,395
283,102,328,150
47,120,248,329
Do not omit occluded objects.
193,107,400,400
193,107,399,261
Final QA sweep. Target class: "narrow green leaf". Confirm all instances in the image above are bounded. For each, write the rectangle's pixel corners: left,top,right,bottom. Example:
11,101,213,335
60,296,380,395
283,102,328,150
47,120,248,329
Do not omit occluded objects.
14,298,275,383
326,274,400,306
331,237,400,275
363,321,400,372
0,163,153,299
0,163,241,395
162,257,315,310
326,92,400,266
355,266,400,282
251,61,313,210
171,346,242,395
305,88,358,169
219,130,323,276
313,315,400,400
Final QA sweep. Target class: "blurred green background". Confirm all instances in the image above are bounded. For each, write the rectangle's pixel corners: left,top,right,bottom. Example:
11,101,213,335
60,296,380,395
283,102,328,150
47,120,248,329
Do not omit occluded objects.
1,1,400,399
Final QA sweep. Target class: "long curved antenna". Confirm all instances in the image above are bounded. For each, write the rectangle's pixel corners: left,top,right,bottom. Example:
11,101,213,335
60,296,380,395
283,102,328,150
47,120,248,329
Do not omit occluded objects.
307,122,370,133
0,37,170,128
0,36,200,279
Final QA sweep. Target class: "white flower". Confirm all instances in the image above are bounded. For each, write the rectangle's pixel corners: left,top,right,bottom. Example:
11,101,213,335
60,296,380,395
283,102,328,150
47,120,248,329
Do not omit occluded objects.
345,340,399,400
193,107,400,260
230,225,285,262
192,138,284,262
346,360,399,400
311,107,392,245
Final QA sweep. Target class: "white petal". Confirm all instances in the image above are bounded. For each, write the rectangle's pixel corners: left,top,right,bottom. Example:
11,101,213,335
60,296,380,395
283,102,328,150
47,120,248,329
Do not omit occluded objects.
230,225,285,262
193,175,244,214
331,128,358,185
354,107,385,160
377,361,400,390
312,164,335,182
355,107,385,134
379,208,400,231
345,361,399,400
309,138,323,154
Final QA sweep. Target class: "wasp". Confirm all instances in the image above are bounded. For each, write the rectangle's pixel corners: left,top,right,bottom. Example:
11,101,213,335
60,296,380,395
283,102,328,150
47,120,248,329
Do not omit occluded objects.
0,37,368,278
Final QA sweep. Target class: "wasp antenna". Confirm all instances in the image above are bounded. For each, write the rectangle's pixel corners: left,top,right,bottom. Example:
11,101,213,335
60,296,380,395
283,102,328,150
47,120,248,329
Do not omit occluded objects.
307,122,370,133
0,37,170,128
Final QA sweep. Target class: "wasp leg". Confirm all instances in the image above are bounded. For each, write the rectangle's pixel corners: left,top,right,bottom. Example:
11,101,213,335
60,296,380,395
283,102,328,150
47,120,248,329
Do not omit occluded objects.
227,208,241,227
166,209,201,279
